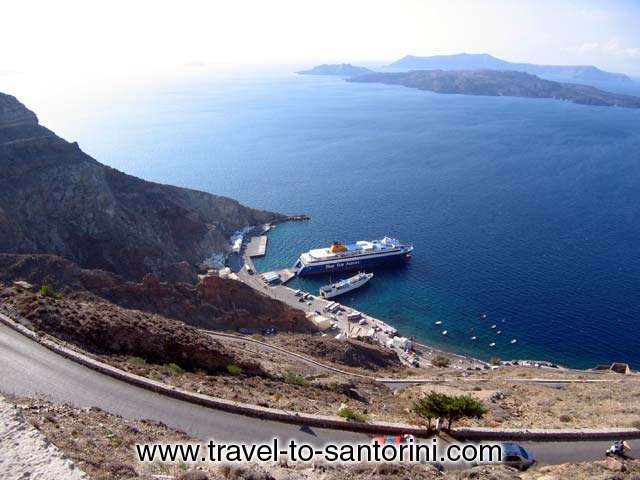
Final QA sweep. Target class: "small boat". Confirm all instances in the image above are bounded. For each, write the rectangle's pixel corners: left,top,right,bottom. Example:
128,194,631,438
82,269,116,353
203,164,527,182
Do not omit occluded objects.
470,336,477,341
510,339,517,344
319,272,373,299
435,320,443,325
489,342,496,347
491,324,497,329
442,330,448,335
496,330,501,335
481,314,487,319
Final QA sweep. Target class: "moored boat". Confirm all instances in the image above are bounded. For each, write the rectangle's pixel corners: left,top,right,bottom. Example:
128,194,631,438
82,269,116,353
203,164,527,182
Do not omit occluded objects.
319,272,374,299
295,236,413,276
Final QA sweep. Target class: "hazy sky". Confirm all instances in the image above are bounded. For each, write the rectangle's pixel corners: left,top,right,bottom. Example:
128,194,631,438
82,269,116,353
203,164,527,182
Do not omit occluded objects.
2,0,640,77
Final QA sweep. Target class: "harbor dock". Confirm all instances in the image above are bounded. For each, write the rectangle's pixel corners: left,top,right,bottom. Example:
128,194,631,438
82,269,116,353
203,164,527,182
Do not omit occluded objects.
235,236,485,371
246,235,268,257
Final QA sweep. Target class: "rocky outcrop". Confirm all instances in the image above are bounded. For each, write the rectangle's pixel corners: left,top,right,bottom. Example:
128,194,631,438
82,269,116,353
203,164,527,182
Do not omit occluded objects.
348,70,640,108
0,92,283,282
0,253,316,333
0,286,245,374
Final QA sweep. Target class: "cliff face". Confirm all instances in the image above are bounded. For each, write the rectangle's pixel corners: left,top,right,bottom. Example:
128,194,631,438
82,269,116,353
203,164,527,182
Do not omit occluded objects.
0,93,282,281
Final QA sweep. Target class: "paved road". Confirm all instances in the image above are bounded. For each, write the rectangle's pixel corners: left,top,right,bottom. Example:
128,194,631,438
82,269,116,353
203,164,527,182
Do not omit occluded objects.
0,323,366,446
0,323,622,467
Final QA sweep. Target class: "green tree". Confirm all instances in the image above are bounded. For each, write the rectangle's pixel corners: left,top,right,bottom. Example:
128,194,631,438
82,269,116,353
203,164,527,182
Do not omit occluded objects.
413,391,450,430
414,392,487,431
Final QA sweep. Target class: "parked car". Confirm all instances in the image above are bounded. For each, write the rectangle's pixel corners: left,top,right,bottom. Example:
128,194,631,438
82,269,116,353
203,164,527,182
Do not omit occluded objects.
500,442,535,470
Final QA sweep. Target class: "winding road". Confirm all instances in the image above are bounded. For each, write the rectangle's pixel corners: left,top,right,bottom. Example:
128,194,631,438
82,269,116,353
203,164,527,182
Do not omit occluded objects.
0,323,624,467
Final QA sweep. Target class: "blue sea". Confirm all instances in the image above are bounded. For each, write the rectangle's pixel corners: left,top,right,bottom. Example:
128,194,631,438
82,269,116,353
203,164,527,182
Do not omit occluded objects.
21,70,640,369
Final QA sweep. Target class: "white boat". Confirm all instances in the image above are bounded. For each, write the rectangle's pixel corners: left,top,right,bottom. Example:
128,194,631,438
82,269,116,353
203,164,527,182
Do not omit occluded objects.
442,330,448,335
489,342,496,347
510,339,517,344
435,320,442,325
319,272,374,299
471,336,477,340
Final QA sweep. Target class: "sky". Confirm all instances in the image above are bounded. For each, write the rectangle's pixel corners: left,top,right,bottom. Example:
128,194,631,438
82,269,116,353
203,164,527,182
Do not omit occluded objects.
1,0,639,79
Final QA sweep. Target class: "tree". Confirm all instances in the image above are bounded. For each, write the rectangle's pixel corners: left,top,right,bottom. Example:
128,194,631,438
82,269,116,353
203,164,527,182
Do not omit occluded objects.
446,394,488,430
413,391,450,430
414,392,488,431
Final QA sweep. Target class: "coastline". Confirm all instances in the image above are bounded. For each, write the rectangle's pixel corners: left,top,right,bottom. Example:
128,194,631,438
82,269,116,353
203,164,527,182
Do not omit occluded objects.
231,226,492,372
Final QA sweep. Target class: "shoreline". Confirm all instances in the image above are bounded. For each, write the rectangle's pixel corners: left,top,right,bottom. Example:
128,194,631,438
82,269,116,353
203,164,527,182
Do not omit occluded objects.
232,226,493,372
226,224,623,374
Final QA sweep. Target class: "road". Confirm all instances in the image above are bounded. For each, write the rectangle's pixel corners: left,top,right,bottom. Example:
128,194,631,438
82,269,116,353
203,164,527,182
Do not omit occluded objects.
0,323,622,467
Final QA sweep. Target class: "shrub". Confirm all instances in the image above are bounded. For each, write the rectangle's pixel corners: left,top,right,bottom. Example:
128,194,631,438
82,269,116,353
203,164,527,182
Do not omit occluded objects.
490,357,501,366
166,363,184,374
127,356,147,366
325,382,342,393
630,419,640,430
285,372,306,386
432,355,451,368
338,407,367,422
226,364,243,375
39,284,61,300
559,414,572,423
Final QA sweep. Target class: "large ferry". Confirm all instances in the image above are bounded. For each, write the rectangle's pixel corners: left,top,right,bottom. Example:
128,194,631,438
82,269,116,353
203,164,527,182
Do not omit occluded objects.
294,237,413,276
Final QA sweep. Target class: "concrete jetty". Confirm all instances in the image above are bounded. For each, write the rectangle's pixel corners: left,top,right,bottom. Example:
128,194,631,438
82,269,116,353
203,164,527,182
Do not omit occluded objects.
246,235,268,257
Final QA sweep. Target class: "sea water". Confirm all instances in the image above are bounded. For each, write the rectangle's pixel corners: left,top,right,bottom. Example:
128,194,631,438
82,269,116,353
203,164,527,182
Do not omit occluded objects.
26,71,640,369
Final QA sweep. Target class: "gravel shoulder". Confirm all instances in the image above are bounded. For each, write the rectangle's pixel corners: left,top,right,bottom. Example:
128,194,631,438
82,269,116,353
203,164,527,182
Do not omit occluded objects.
0,395,88,480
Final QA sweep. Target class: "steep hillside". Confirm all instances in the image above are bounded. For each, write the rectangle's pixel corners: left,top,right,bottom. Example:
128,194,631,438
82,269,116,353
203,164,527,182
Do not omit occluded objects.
348,70,640,108
0,93,282,281
0,253,316,333
386,53,632,83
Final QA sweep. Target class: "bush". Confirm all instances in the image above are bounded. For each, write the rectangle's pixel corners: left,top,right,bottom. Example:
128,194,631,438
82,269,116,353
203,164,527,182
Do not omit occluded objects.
127,356,147,366
432,355,451,368
285,372,306,386
559,414,572,423
39,284,61,300
631,419,640,430
490,357,501,366
325,382,342,393
166,363,184,374
226,364,243,375
338,407,367,422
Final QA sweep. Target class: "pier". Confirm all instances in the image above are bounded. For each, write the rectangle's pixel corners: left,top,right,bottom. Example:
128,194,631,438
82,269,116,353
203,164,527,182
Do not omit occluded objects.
245,235,268,257
235,228,486,371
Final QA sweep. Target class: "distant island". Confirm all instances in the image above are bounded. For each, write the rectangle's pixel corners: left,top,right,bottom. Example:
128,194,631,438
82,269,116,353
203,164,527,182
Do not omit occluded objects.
297,63,373,76
386,53,631,83
347,69,640,108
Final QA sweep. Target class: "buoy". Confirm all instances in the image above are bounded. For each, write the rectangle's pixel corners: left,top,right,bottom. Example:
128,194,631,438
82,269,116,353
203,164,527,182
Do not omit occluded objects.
481,314,487,319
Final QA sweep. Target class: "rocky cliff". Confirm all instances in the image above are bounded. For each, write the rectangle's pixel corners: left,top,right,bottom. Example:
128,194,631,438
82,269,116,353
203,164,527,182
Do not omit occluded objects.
348,70,640,108
0,93,283,281
0,253,316,333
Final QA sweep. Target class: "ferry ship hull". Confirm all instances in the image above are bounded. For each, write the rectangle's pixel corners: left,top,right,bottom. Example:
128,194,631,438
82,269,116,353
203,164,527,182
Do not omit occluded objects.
297,252,410,276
